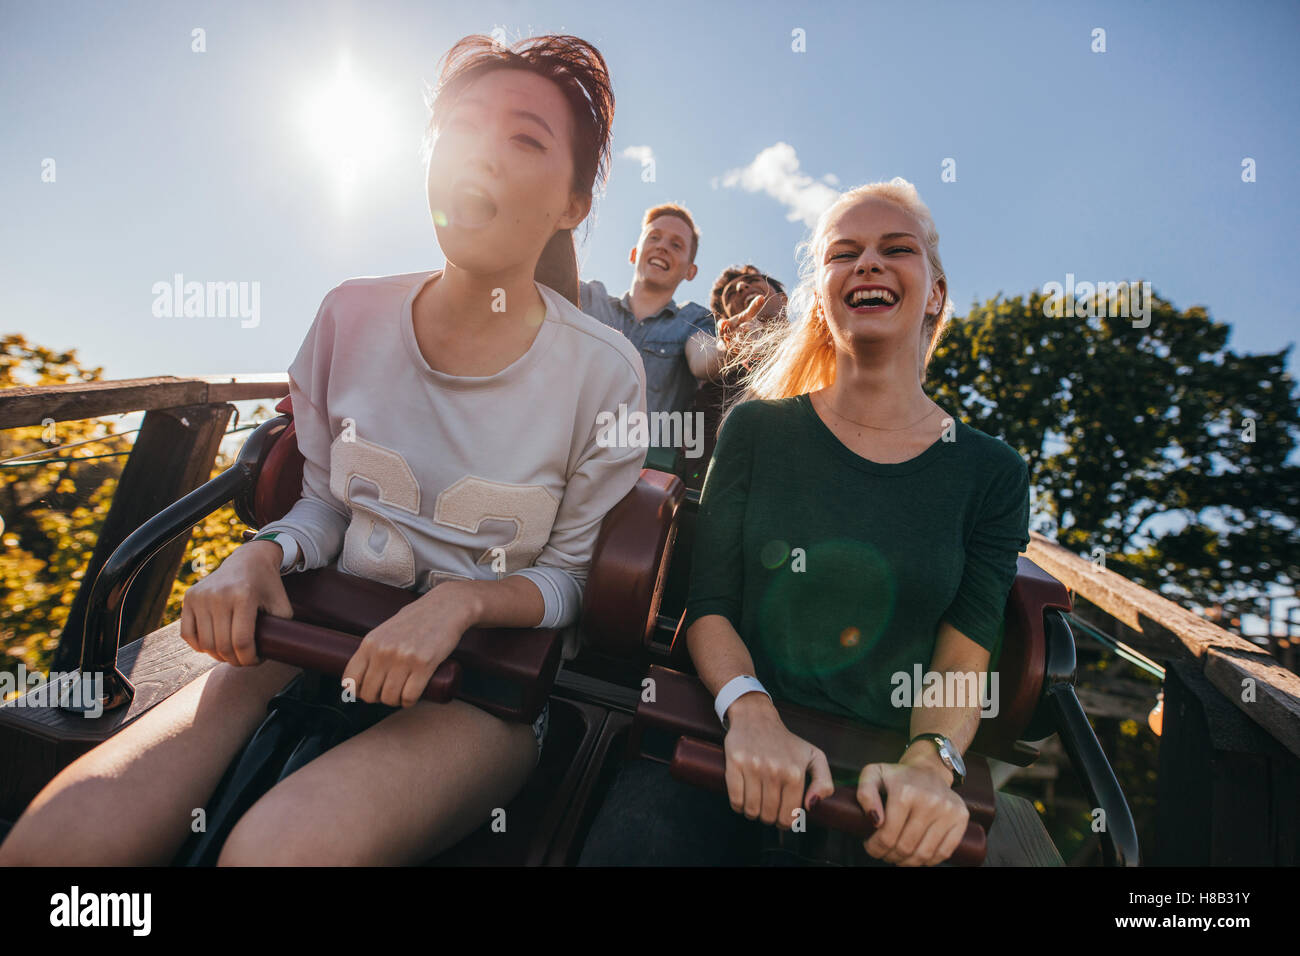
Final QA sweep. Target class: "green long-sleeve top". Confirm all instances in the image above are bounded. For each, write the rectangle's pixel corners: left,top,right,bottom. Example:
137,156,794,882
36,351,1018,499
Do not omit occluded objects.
683,393,1031,733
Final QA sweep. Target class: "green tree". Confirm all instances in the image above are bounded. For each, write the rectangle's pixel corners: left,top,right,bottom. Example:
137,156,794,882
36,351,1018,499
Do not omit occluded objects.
930,291,1300,623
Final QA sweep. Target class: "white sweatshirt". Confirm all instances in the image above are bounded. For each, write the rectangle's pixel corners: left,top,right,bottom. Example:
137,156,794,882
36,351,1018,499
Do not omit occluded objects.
256,270,648,658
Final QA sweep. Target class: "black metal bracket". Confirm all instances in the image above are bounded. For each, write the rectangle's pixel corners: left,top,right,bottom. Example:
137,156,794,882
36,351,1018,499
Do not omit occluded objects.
60,414,291,716
1039,611,1142,867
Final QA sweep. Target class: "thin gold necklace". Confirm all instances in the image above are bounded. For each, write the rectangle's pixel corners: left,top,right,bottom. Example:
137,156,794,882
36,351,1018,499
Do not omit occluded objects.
817,391,945,432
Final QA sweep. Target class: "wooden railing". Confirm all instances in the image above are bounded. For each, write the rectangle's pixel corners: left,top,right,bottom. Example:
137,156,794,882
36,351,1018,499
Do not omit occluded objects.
0,374,289,429
1025,532,1300,865
1025,533,1300,759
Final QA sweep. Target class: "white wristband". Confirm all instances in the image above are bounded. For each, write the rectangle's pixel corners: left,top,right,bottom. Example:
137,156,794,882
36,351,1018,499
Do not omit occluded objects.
714,675,771,730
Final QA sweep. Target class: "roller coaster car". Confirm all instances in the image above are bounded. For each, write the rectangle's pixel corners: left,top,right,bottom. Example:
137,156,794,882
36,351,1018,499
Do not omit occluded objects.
68,397,1138,866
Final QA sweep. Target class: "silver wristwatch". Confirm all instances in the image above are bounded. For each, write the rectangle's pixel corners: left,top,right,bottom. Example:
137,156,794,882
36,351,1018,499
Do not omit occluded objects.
905,733,966,788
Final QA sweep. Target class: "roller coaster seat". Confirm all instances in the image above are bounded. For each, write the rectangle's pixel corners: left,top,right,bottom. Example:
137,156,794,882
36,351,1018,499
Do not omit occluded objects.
234,396,685,711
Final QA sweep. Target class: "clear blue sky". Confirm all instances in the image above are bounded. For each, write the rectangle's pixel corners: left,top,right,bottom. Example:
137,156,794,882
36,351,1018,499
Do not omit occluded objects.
3,0,1297,381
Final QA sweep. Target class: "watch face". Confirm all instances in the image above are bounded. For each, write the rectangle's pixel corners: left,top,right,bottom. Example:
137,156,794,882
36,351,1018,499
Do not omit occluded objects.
943,740,966,778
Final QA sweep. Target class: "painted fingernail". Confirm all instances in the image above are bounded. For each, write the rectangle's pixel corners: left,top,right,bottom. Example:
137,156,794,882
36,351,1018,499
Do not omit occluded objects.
869,810,882,827
808,794,821,808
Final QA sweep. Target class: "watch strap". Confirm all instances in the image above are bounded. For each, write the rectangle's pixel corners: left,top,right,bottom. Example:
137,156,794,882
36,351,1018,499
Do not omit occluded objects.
905,733,965,788
253,530,301,573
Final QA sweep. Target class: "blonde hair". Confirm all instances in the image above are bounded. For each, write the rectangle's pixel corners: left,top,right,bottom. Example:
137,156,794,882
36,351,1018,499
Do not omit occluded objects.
736,177,953,403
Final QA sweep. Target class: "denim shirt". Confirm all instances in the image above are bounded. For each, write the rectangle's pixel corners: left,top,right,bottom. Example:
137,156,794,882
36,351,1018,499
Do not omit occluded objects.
580,279,716,421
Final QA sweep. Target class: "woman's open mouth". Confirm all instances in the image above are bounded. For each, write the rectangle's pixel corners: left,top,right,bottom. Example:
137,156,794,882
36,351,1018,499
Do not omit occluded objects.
448,183,498,229
844,285,899,313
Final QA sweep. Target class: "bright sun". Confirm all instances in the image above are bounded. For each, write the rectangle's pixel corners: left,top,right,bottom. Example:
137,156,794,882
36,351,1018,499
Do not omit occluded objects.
299,53,399,205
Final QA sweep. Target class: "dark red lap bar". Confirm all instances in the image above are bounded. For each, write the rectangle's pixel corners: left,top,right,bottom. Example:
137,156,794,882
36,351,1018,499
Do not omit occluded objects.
632,664,995,864
255,613,461,703
670,737,988,867
252,567,560,721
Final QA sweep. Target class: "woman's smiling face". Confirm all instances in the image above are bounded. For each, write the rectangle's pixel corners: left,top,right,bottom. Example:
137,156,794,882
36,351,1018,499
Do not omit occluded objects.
426,68,588,274
817,197,945,357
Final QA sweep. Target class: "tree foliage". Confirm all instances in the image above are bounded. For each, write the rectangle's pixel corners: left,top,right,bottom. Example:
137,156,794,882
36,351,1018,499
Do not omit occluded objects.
929,291,1300,621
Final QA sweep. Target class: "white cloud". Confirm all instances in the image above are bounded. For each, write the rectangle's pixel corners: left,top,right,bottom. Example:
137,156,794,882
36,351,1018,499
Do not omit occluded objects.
717,142,841,228
621,145,655,166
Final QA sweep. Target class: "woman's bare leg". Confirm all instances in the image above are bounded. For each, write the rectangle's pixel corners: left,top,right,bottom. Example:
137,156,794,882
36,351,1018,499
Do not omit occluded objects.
0,659,301,866
217,698,536,866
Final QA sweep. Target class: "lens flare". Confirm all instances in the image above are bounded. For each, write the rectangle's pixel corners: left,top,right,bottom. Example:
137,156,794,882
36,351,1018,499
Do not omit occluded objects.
299,52,399,208
757,539,895,678
760,539,790,569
